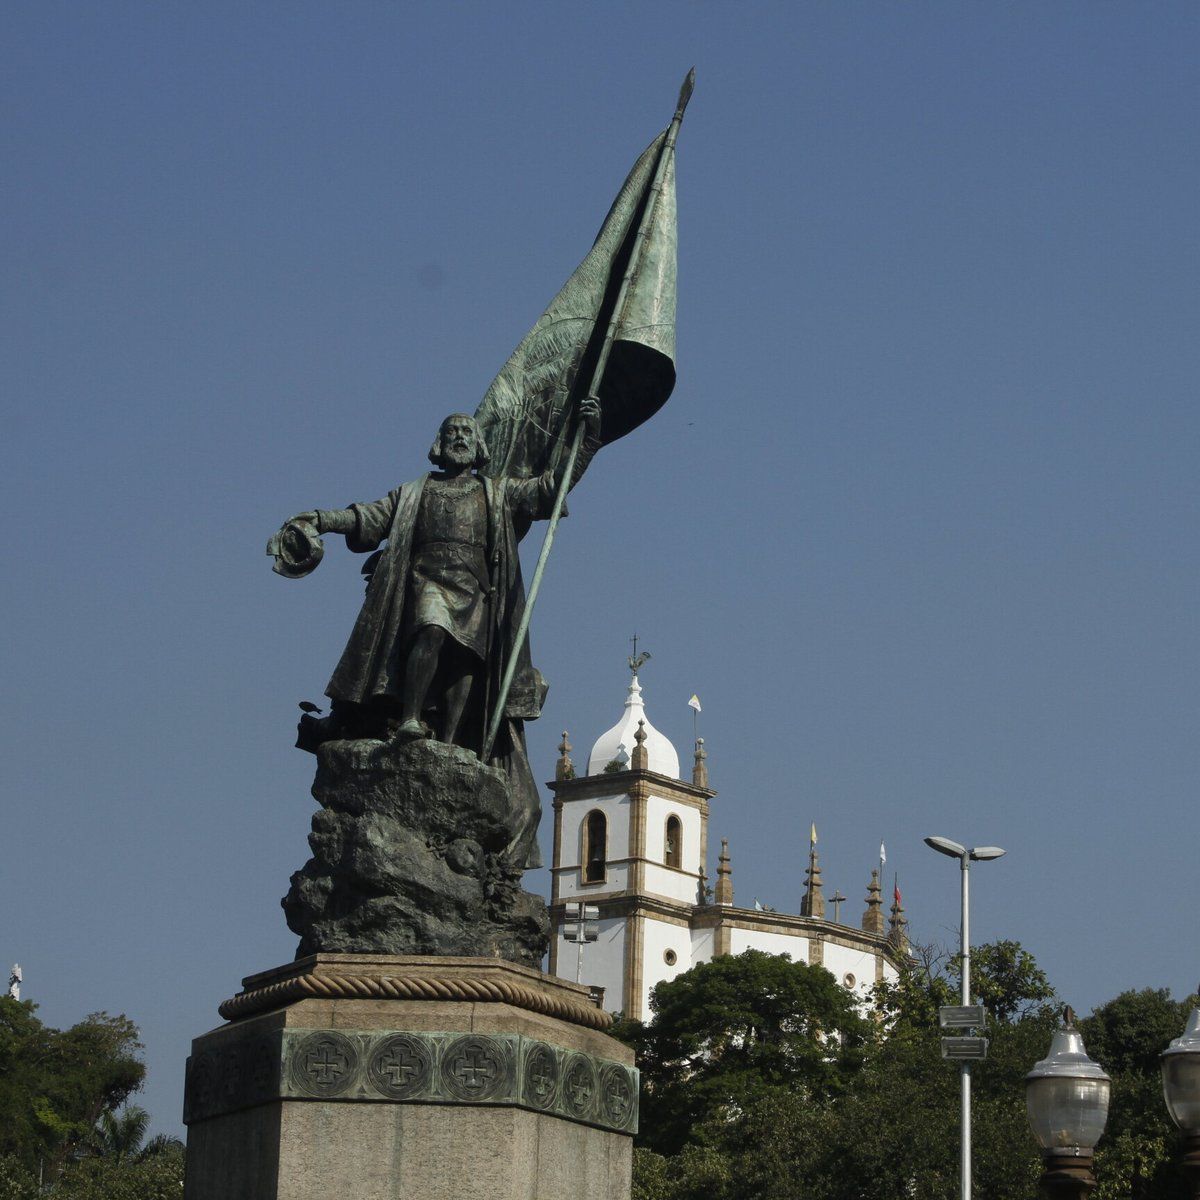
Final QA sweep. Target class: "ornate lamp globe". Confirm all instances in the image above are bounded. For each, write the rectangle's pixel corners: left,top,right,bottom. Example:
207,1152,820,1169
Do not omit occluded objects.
1026,1008,1111,1156
1162,1002,1200,1134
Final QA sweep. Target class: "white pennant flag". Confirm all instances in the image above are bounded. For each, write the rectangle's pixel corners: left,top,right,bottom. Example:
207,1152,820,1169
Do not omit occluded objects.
688,694,702,712
879,841,887,865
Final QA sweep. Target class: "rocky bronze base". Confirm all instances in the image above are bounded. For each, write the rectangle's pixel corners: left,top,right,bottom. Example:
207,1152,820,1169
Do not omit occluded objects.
283,735,549,967
184,956,635,1200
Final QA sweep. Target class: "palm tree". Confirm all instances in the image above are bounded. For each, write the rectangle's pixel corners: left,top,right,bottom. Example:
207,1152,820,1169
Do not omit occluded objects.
139,1132,185,1160
95,1105,150,1164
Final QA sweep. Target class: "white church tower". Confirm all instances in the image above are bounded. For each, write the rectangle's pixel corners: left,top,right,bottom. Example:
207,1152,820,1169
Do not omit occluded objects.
548,664,907,1019
548,667,712,1019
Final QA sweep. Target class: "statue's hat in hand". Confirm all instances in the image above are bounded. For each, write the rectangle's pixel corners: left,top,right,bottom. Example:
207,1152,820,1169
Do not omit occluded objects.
266,519,324,579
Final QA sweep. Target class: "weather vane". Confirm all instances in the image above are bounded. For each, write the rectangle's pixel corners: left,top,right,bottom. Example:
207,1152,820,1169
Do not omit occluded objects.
628,633,651,676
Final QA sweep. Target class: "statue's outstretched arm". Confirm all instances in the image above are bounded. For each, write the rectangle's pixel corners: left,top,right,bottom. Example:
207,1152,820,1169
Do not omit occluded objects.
312,509,356,536
270,493,397,573
279,492,393,544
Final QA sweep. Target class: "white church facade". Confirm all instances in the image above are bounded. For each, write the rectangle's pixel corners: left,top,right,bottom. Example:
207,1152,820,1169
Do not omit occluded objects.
547,671,909,1020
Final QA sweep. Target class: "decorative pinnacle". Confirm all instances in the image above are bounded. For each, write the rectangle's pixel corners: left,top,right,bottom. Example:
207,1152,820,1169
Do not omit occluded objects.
800,844,825,919
714,838,733,906
556,731,574,781
862,868,884,934
1063,1005,1077,1030
631,719,649,770
887,883,909,952
692,737,709,788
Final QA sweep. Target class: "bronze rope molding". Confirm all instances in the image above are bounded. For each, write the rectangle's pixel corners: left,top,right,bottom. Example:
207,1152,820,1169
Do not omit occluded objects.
218,970,614,1030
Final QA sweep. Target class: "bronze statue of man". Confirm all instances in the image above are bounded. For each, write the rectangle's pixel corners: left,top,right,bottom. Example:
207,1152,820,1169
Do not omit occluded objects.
271,400,600,869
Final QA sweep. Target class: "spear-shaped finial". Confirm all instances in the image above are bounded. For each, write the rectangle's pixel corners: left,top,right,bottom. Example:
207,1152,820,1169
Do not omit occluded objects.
675,67,696,121
1063,1004,1077,1029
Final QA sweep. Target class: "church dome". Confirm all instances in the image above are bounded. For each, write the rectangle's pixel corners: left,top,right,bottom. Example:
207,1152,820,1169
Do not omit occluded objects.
587,674,680,778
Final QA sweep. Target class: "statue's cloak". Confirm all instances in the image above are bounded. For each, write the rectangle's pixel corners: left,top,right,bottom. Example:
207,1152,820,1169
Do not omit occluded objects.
324,472,555,868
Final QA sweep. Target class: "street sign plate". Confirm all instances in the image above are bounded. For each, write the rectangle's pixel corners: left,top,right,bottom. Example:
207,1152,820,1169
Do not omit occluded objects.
941,1036,989,1061
939,1005,986,1029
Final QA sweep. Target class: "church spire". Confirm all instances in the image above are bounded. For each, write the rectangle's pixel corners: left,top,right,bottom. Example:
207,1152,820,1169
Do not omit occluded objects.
862,867,885,934
714,838,733,906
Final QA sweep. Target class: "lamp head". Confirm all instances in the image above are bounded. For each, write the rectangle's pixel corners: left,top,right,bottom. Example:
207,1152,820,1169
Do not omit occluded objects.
1161,1005,1200,1134
924,836,966,859
970,846,1007,861
1026,1013,1111,1153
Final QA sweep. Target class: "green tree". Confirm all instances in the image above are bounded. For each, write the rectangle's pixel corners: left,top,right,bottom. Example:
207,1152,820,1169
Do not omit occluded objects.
1083,989,1195,1200
0,1155,38,1200
0,997,145,1176
616,950,871,1158
957,940,1057,1024
625,940,1081,1200
96,1105,152,1163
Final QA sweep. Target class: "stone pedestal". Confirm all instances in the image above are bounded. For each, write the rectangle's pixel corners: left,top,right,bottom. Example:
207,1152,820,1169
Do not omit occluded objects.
183,955,636,1200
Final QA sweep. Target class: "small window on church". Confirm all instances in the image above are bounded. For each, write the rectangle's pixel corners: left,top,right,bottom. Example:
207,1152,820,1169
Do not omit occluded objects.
664,949,678,966
583,810,607,883
664,815,682,869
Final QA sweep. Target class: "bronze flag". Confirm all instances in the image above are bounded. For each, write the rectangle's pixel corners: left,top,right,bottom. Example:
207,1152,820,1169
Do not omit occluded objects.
474,129,678,480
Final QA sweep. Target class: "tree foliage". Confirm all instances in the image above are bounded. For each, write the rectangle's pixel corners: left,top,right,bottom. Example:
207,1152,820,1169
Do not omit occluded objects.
0,1147,184,1200
957,940,1057,1024
1083,989,1197,1200
0,997,145,1174
615,949,870,1156
620,944,1196,1200
0,997,184,1198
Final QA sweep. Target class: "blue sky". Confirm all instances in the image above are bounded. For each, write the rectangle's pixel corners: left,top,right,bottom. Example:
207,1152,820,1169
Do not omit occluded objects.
3,2,1197,1137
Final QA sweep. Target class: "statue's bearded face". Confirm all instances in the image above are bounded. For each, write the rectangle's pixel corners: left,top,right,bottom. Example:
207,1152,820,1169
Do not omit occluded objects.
431,414,486,470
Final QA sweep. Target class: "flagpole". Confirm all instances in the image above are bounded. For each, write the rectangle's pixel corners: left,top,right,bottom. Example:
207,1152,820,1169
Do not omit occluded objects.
482,69,695,761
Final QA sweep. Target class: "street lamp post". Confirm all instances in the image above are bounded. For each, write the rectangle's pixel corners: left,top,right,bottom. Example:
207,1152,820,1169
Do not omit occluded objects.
1026,1007,1110,1200
924,835,1006,1200
1161,996,1200,1199
563,902,599,984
